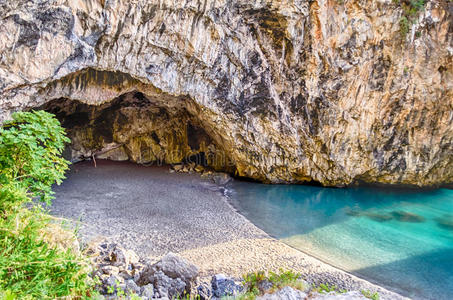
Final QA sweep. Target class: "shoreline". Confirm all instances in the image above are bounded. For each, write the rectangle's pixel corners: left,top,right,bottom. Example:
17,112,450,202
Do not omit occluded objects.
223,190,412,299
51,160,409,300
187,190,410,300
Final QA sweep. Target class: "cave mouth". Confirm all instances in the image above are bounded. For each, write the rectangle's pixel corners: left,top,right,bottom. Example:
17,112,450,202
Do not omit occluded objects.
40,91,235,173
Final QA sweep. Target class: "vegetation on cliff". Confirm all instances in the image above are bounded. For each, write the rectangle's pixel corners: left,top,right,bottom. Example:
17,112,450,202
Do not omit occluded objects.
394,0,427,36
0,111,92,299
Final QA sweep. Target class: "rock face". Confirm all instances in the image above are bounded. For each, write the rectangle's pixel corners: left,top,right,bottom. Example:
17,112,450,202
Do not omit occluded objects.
257,286,308,300
89,243,199,298
137,252,199,297
0,0,452,186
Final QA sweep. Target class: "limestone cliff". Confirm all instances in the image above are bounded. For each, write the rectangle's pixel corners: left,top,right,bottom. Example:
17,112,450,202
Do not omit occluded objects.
0,0,452,186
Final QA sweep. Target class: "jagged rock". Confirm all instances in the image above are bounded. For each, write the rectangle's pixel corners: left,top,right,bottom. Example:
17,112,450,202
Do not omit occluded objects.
173,165,184,172
211,173,232,185
125,279,141,295
118,269,133,281
195,165,205,173
140,284,154,298
0,0,451,187
111,245,130,266
138,252,198,294
257,279,274,294
211,274,243,298
257,286,307,300
197,282,212,300
101,265,119,276
101,274,125,295
151,270,186,299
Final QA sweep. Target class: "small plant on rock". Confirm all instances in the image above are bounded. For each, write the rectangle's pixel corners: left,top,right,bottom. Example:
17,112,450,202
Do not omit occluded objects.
314,283,347,294
393,0,427,38
241,269,305,298
362,289,380,300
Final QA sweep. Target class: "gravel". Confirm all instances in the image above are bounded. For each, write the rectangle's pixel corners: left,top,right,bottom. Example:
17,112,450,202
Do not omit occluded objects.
50,160,408,300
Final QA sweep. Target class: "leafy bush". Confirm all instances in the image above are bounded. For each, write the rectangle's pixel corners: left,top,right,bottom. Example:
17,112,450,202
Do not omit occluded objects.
312,282,348,294
362,289,380,300
0,110,70,203
0,111,93,299
241,269,305,298
393,0,426,38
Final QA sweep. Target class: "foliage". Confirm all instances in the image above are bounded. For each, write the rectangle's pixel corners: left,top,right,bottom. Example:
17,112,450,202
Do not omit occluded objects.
393,0,427,38
399,16,410,37
313,283,347,294
241,269,305,298
268,270,304,290
0,110,70,203
0,189,92,298
0,111,93,299
362,289,380,300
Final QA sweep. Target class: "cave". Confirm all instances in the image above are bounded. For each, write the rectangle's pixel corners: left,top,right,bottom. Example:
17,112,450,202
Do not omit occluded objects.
40,90,235,173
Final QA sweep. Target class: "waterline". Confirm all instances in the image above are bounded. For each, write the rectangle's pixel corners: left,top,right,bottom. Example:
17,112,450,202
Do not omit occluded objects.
228,182,453,300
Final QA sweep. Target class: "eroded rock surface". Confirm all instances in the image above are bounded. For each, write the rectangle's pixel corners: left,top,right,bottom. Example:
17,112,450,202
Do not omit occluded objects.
0,0,452,186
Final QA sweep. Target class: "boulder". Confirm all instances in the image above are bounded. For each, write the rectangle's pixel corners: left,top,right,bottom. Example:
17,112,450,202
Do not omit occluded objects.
140,283,154,299
211,274,243,298
138,252,198,294
195,165,205,173
257,279,274,294
111,245,130,266
152,270,186,299
257,286,307,300
211,173,232,185
125,279,141,295
173,164,184,172
101,265,120,276
197,282,212,300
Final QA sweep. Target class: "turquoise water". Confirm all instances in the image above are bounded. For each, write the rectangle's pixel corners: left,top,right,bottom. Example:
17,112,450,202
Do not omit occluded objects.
227,182,453,300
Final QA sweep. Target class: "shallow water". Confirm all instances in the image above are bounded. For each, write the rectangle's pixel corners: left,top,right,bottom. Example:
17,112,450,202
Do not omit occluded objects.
227,182,453,300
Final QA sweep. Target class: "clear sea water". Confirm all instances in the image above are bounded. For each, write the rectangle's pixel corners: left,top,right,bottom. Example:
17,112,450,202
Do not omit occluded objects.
227,182,453,300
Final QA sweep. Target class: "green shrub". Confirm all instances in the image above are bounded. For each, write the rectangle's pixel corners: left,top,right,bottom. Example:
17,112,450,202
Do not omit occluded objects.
395,0,426,38
0,111,93,299
362,289,380,300
241,269,305,298
0,110,70,203
399,16,410,37
313,283,347,294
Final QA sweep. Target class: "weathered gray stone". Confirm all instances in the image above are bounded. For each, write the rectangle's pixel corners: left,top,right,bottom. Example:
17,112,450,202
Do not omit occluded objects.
125,279,140,295
104,274,124,286
257,286,307,300
211,274,243,298
140,283,154,299
101,265,119,276
152,270,186,299
138,252,198,296
311,291,368,300
211,173,232,185
111,245,129,267
197,282,212,300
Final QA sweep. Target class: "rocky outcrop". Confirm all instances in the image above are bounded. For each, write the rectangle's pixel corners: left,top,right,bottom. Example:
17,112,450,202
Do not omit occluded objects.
88,242,377,299
89,243,199,299
0,0,452,186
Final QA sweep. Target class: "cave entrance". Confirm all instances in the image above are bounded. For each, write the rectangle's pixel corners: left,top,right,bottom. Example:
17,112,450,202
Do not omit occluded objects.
40,91,234,173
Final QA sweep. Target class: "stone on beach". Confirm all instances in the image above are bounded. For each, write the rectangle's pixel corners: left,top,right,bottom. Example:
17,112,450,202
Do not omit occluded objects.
211,274,243,298
311,291,368,299
257,286,307,300
138,252,199,295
